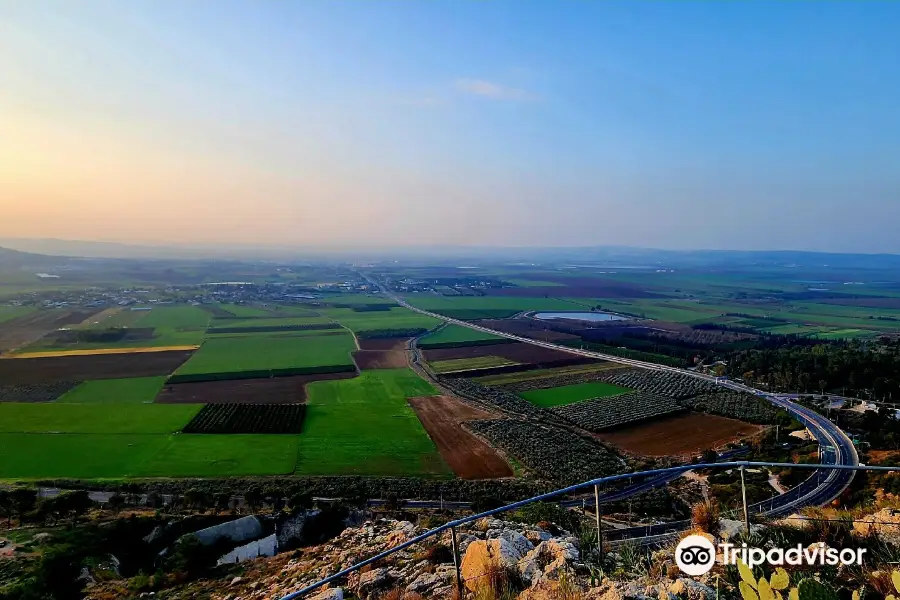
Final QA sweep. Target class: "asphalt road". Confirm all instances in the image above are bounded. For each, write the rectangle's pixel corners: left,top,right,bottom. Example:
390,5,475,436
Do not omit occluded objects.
373,280,858,524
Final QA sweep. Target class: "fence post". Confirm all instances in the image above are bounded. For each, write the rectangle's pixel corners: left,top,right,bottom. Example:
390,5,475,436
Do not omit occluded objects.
739,465,750,535
594,484,603,560
450,525,463,598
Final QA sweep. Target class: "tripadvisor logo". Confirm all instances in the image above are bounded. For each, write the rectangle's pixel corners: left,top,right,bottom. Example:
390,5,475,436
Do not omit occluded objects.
675,535,867,576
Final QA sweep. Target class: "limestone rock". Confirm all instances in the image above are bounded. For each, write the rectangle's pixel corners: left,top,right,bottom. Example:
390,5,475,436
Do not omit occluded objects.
310,588,344,600
460,539,526,591
356,568,395,599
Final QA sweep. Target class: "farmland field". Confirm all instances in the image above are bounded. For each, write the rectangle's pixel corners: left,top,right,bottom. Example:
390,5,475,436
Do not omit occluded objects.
56,376,168,404
182,404,305,434
472,363,620,386
0,403,201,433
597,412,763,457
430,356,519,374
322,307,441,334
418,325,507,348
550,391,685,430
0,306,36,324
0,381,78,403
173,332,356,379
133,435,301,477
0,350,195,384
296,369,450,476
519,381,631,407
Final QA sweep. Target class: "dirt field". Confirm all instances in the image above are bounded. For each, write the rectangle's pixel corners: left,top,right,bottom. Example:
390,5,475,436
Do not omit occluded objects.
357,337,409,351
155,371,358,403
423,342,597,368
407,395,512,479
0,308,105,353
597,412,763,457
353,350,409,369
0,350,195,384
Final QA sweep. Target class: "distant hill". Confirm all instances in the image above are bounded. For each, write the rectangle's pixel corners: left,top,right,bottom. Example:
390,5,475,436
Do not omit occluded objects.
0,246,69,267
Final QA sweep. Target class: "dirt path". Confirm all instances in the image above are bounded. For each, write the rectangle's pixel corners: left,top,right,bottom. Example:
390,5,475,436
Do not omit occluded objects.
408,395,513,479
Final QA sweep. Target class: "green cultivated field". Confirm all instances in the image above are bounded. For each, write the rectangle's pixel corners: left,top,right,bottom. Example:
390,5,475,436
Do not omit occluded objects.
175,332,356,376
210,316,335,329
430,356,518,373
322,307,441,334
133,305,211,329
418,325,506,348
520,381,632,407
216,304,275,317
296,369,450,476
134,434,300,477
0,403,201,434
0,434,172,479
57,377,168,404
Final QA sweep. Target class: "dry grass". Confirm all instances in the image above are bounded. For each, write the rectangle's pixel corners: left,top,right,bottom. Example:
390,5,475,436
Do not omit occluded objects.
691,500,721,538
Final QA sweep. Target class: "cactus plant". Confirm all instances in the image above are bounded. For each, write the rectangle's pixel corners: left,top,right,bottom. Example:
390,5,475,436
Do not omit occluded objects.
736,558,875,600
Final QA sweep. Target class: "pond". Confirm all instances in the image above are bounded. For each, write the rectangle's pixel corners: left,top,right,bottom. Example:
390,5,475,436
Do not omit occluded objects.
533,311,627,322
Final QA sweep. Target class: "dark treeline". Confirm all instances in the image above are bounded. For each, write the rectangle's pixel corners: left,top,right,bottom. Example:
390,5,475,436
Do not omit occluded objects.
726,339,900,399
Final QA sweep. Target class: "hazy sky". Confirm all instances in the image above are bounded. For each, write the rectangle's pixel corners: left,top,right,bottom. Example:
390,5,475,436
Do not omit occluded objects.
3,1,899,253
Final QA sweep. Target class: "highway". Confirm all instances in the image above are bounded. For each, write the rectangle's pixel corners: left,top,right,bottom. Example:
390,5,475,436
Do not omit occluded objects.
369,279,858,520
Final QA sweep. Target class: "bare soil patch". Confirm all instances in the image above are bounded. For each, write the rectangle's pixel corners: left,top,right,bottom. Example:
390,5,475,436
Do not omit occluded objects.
155,372,358,404
408,395,512,479
357,338,409,351
0,350,194,384
353,350,409,370
423,342,597,368
597,412,763,458
0,308,105,353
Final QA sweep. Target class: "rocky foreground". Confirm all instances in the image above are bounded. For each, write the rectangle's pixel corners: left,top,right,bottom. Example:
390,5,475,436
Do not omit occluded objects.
86,518,717,600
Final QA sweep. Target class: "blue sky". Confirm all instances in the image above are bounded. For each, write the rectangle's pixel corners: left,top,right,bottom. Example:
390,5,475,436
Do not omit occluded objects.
2,1,899,252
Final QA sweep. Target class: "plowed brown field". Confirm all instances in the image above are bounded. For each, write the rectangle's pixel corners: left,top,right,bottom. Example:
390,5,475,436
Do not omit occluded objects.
408,395,512,479
423,342,596,368
0,350,194,384
155,371,358,403
353,350,408,369
0,308,105,353
357,338,409,351
596,412,763,457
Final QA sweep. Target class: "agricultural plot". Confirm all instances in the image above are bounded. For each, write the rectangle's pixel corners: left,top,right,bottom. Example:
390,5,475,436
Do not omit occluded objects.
0,306,35,324
551,391,685,431
0,307,105,353
56,376,167,404
0,381,78,403
439,378,569,424
208,316,335,330
597,413,763,457
679,392,788,424
0,350,195,384
296,369,450,477
171,332,356,382
156,372,356,404
466,420,623,485
430,356,519,374
130,435,302,478
183,404,305,434
473,363,621,386
492,365,628,392
597,369,719,399
323,307,441,335
0,403,201,434
519,381,631,408
418,325,507,349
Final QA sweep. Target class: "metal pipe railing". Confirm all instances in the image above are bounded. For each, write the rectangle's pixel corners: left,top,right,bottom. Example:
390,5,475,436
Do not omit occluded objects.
280,460,900,600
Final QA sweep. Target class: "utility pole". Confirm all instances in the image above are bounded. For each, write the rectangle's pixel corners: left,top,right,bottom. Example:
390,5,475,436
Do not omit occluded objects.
739,465,751,535
594,484,603,561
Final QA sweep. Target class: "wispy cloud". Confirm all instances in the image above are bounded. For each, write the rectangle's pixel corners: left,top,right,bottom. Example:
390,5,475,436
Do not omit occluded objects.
455,78,538,102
